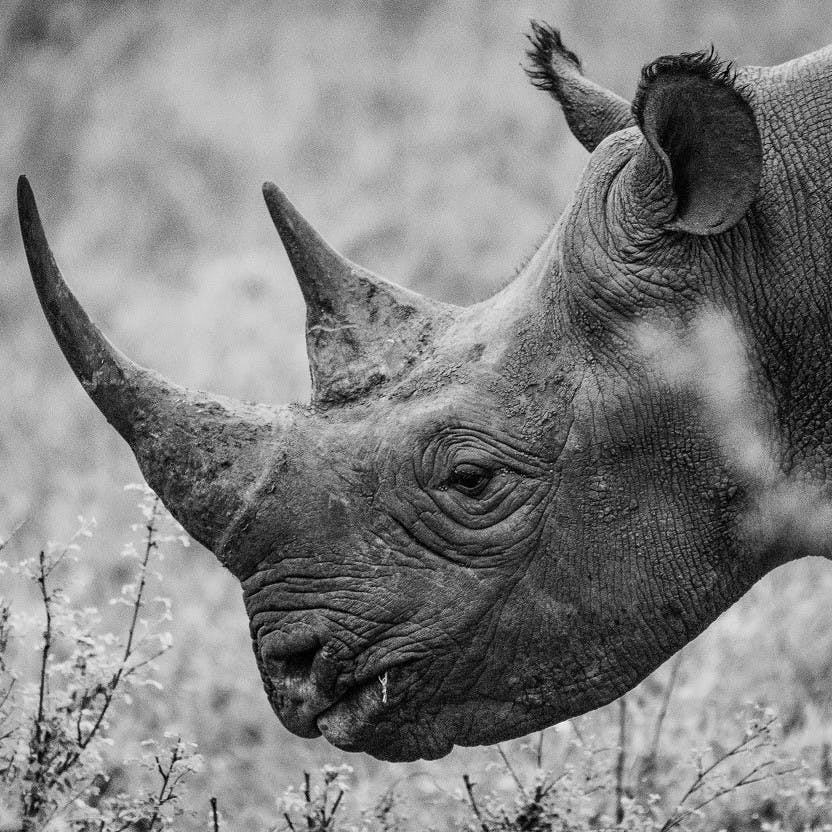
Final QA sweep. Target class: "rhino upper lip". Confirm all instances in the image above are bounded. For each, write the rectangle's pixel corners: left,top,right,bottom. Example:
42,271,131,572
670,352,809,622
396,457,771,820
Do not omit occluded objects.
276,659,408,736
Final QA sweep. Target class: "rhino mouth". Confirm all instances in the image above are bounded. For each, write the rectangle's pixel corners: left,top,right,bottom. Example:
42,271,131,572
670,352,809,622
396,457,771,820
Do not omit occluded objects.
270,658,411,749
314,675,390,747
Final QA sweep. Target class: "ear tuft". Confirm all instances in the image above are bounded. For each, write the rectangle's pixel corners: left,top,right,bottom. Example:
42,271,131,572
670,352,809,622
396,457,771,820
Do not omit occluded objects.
524,20,635,152
524,20,582,94
632,46,738,126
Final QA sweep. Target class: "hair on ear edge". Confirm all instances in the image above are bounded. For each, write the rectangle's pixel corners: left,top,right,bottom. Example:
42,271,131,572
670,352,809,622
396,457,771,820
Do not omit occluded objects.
632,46,742,127
524,19,582,94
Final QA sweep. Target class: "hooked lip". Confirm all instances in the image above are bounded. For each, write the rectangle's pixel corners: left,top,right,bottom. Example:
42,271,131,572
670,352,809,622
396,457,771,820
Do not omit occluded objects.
271,661,407,741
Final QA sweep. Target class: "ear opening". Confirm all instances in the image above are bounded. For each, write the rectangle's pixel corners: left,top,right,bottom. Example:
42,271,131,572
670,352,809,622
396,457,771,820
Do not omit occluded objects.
632,48,762,235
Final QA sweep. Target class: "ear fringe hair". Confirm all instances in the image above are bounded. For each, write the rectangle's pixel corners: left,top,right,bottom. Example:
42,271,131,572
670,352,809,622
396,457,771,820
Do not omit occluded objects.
524,19,582,94
632,47,740,126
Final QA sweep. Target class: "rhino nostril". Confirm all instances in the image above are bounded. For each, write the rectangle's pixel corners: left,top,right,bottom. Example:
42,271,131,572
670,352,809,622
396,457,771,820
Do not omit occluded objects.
260,628,339,693
283,646,318,678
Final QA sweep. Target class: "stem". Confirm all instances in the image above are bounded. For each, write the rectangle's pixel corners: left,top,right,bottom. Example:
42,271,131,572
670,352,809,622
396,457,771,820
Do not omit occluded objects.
648,652,684,763
463,774,490,832
304,771,313,830
328,789,344,823
123,497,159,665
21,550,54,827
615,696,627,824
146,741,181,831
61,498,160,770
35,550,51,730
496,744,528,799
660,716,778,832
211,796,220,832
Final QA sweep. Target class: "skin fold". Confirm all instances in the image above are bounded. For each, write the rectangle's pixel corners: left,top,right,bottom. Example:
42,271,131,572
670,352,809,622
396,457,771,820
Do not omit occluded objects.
17,22,832,761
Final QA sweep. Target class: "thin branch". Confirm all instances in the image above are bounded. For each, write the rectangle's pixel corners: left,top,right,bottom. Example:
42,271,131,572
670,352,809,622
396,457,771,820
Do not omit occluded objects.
0,517,27,554
0,677,16,714
615,696,628,824
496,744,529,799
35,550,51,729
660,717,780,832
56,498,162,775
146,740,182,831
648,652,684,763
123,497,159,665
661,762,781,832
21,550,54,826
328,788,344,821
210,796,220,832
671,715,776,813
304,771,313,830
462,774,490,832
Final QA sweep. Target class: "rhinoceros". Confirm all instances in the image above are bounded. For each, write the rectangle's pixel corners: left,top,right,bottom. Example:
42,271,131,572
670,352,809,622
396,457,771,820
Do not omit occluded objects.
17,22,831,762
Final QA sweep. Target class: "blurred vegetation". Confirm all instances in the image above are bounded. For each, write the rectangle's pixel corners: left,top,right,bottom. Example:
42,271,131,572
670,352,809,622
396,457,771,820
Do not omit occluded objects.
0,499,828,831
4,0,832,828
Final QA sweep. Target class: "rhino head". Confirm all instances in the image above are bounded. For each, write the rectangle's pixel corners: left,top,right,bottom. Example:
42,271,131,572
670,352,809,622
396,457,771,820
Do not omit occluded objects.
19,23,832,761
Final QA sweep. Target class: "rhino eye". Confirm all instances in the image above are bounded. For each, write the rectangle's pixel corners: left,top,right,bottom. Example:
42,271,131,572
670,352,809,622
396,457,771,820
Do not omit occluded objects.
448,463,493,498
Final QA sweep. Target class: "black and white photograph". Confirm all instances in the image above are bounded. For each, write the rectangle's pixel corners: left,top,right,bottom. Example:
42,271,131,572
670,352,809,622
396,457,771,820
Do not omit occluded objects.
2,2,832,829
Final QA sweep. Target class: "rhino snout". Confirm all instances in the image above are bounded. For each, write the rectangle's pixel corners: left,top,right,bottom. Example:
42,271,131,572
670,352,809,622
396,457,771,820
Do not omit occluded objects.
259,628,340,738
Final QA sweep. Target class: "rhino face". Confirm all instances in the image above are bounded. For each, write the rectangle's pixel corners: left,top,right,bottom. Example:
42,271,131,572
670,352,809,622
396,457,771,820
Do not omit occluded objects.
238,259,751,761
21,23,826,760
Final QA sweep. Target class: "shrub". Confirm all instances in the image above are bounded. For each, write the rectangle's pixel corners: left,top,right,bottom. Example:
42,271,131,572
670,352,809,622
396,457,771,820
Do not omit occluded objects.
0,489,822,832
0,485,202,831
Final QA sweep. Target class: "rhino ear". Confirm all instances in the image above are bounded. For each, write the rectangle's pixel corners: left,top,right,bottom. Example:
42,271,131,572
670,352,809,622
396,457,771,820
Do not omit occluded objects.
525,21,636,152
631,49,762,235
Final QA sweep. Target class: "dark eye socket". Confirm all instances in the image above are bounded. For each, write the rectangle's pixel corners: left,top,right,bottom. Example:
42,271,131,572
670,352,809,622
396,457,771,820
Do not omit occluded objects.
448,463,493,498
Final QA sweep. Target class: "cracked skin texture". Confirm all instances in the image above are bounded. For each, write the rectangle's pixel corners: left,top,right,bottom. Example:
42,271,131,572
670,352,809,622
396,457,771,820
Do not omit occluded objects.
17,26,832,761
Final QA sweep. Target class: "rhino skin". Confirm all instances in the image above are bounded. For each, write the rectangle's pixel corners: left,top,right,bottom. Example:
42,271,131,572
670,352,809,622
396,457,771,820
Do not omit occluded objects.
18,22,832,762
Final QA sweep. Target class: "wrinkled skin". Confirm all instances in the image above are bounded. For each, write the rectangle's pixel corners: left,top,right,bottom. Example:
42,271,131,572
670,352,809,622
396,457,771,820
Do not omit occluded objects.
18,25,832,761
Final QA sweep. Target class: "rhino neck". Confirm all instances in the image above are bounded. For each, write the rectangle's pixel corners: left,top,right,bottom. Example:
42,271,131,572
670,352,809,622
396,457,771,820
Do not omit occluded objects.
735,51,832,484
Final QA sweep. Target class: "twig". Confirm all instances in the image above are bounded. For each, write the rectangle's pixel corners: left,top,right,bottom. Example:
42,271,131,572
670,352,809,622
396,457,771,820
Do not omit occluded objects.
570,719,586,746
615,696,627,824
59,498,162,773
35,550,51,731
661,760,787,832
648,652,684,763
21,550,54,826
0,677,15,714
0,517,27,554
329,788,344,821
462,774,490,832
660,715,780,832
146,739,182,831
304,771,313,830
211,796,220,832
496,743,529,799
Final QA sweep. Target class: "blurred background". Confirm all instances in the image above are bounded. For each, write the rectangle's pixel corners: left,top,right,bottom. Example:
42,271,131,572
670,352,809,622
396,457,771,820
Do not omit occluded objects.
3,0,832,828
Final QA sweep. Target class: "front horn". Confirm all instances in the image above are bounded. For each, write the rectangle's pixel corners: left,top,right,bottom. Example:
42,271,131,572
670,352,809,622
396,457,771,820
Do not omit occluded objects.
18,176,294,578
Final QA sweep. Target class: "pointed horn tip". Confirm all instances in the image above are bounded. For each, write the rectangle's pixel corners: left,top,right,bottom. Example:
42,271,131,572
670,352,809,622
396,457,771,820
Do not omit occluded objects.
262,180,287,210
17,175,39,226
261,180,292,226
17,173,32,198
